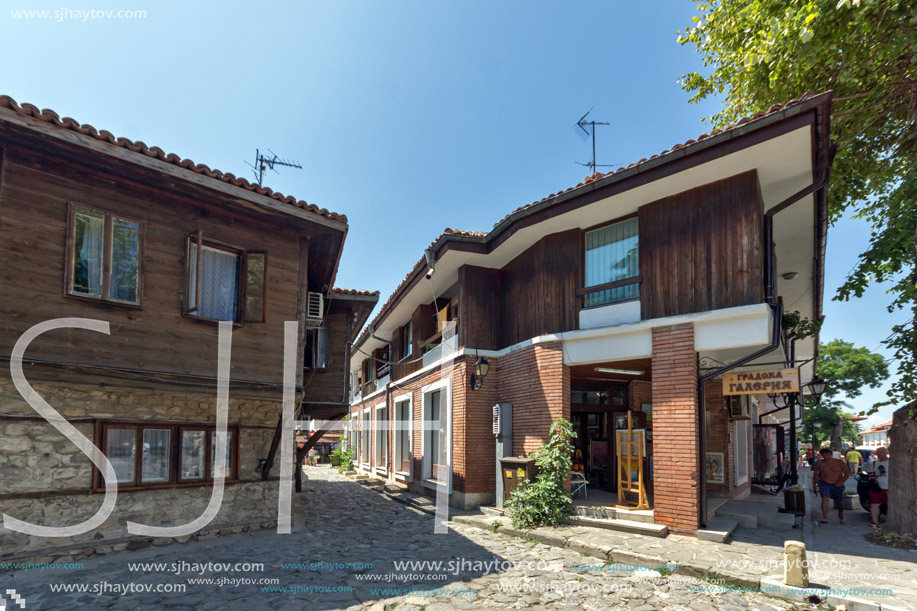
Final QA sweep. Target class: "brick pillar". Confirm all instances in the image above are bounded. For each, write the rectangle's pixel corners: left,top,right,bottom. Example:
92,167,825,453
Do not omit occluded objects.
651,324,699,531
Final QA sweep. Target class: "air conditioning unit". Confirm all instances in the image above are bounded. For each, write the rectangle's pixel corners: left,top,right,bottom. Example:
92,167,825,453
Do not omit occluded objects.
306,292,324,326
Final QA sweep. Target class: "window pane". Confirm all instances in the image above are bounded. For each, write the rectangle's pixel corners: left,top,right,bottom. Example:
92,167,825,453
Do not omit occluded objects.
211,430,233,478
72,210,104,296
141,429,171,483
190,245,240,321
110,218,140,302
361,414,370,461
376,408,388,466
315,328,329,369
106,428,136,484
585,218,639,307
244,253,266,322
401,323,412,359
396,401,410,468
429,391,441,470
181,430,206,480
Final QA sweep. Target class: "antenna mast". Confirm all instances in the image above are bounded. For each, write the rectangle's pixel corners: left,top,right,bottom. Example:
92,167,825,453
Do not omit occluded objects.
574,109,614,173
245,148,303,185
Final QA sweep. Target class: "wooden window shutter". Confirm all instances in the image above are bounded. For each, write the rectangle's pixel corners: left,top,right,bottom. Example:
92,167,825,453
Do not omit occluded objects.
186,230,203,314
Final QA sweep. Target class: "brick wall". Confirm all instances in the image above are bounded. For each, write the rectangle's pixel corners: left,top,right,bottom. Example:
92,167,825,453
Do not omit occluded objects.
629,380,652,412
651,324,699,531
454,356,498,494
496,341,569,457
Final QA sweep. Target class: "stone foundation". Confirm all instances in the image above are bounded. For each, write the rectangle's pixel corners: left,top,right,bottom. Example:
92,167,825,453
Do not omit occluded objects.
0,378,282,560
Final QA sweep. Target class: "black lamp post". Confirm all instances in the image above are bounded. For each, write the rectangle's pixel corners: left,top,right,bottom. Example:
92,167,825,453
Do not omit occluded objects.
806,377,828,404
470,357,490,390
805,376,829,459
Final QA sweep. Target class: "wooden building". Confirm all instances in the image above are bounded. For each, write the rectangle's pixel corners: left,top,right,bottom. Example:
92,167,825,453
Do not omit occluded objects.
0,95,376,560
348,92,833,533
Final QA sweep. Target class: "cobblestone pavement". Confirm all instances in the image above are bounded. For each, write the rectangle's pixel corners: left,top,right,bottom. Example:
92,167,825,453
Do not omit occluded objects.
8,466,811,610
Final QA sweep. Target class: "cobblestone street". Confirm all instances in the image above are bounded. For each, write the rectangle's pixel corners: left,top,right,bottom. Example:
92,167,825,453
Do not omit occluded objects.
5,466,811,610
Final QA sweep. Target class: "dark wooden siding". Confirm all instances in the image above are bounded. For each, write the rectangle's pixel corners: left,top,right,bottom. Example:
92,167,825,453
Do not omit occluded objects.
303,302,354,405
638,170,764,319
457,265,502,351
496,229,580,348
0,146,319,387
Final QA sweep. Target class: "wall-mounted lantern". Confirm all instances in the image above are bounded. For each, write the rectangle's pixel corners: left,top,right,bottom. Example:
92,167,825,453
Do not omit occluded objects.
470,357,490,391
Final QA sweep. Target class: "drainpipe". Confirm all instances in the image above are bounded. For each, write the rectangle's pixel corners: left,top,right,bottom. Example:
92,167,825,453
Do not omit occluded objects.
696,175,827,530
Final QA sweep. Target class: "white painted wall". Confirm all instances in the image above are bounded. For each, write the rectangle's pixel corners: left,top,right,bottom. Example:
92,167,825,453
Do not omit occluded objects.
579,300,641,329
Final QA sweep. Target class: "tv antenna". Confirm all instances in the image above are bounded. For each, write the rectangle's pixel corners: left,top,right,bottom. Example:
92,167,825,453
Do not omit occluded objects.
245,148,303,185
574,108,615,173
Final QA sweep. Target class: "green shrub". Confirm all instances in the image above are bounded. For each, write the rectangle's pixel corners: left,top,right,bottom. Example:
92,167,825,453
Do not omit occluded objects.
505,418,576,529
331,420,355,472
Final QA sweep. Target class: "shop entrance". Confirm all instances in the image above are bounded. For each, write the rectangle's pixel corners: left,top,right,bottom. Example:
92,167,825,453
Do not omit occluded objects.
570,383,628,492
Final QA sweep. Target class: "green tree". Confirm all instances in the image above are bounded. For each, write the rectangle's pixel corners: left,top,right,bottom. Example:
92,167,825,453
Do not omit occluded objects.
802,340,890,449
678,0,917,408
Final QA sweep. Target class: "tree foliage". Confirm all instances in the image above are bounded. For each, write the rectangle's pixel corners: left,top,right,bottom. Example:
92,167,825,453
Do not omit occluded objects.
678,0,917,408
803,340,889,448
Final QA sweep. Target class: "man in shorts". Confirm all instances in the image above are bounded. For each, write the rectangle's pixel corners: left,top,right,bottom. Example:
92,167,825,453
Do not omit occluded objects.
813,447,850,524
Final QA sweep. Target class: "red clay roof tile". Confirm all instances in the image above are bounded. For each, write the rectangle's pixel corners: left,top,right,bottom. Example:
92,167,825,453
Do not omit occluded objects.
0,95,346,224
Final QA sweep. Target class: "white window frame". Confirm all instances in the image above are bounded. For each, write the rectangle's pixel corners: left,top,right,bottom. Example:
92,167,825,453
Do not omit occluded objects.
360,407,371,470
374,401,388,475
734,418,749,485
393,393,414,482
420,378,452,494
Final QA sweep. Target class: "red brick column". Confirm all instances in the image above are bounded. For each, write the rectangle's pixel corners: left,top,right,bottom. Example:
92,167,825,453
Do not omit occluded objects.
651,324,699,531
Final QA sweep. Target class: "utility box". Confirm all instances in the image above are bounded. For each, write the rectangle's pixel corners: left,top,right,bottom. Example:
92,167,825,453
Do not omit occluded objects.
499,456,537,503
494,403,512,507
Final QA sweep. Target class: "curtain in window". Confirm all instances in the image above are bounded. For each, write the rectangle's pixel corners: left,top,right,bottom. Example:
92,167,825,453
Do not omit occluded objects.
211,430,233,478
181,430,206,480
585,218,639,307
106,428,136,484
142,429,171,483
110,218,140,302
73,210,104,296
190,246,240,321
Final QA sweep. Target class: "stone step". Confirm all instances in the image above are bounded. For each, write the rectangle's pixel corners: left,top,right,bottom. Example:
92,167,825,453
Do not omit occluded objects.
715,500,778,529
383,484,406,494
698,517,740,543
566,516,668,538
479,506,504,516
572,506,655,524
706,496,731,523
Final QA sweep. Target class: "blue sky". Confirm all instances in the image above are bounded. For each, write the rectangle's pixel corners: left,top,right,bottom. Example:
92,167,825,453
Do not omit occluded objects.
1,0,905,426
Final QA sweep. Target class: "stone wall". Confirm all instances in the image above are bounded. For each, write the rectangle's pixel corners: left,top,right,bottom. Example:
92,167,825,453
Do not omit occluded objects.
0,378,281,559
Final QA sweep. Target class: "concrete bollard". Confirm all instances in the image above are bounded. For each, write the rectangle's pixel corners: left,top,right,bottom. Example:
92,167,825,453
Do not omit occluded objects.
784,540,809,587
